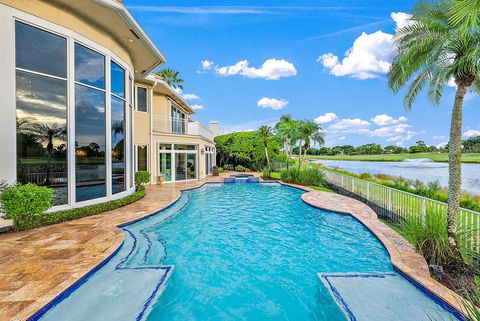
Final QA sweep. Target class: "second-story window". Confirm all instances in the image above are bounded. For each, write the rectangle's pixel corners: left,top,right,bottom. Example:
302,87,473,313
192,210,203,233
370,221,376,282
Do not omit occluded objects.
136,86,147,112
171,103,186,134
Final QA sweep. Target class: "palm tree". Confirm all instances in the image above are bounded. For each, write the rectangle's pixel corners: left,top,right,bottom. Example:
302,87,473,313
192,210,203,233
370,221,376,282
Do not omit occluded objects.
448,0,480,32
296,120,324,170
257,125,272,170
155,68,184,90
275,115,298,169
388,1,480,257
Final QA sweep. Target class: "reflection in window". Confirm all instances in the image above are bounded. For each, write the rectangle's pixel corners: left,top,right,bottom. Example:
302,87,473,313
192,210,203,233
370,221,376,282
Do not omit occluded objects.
15,22,68,205
111,62,125,194
15,22,67,78
137,87,147,112
16,72,68,205
175,153,186,181
174,144,196,151
137,146,148,171
75,85,106,201
74,44,105,89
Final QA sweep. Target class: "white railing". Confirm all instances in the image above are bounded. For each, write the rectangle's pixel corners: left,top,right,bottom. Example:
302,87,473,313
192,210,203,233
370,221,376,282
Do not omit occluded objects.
188,120,215,141
153,116,188,135
152,116,214,141
322,168,480,255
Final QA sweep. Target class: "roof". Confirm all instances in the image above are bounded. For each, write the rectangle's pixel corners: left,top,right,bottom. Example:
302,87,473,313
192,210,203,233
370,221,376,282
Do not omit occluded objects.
144,74,195,114
52,0,166,78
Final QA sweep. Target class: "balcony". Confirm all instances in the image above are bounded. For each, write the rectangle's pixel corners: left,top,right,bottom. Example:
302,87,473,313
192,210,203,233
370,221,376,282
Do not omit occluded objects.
153,116,214,141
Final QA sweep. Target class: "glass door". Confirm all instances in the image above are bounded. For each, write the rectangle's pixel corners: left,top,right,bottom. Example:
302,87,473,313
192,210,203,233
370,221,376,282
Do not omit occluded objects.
159,152,172,182
175,153,186,181
187,153,197,179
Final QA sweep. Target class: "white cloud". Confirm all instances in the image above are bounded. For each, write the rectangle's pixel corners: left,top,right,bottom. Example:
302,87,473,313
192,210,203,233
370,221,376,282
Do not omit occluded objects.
371,114,407,126
326,113,418,146
200,60,214,71
463,129,480,138
191,104,204,110
329,118,371,132
257,97,288,110
183,93,200,100
215,58,297,80
315,112,338,124
317,12,411,80
391,12,412,30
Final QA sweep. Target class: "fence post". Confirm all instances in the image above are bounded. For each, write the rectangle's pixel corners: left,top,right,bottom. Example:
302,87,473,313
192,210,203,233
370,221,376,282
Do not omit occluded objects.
388,189,392,211
421,198,426,225
341,175,344,188
366,182,370,201
351,178,355,193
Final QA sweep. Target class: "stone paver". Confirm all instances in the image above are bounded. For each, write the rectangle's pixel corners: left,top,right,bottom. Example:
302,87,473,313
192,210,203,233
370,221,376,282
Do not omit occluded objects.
0,176,467,320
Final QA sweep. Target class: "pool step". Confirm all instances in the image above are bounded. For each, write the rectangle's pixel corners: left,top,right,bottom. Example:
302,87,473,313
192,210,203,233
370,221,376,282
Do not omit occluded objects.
318,272,461,321
224,176,259,183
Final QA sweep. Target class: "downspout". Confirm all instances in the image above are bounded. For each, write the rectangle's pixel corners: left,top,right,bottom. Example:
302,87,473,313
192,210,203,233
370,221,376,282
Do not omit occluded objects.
150,79,159,184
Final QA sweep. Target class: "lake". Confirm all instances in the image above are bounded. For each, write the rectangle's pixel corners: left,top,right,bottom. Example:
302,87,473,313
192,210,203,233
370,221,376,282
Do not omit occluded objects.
311,159,480,195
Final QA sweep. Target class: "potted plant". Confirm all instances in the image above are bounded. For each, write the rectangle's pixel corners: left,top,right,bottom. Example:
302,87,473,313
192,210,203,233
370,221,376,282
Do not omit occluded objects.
158,174,164,184
212,166,219,176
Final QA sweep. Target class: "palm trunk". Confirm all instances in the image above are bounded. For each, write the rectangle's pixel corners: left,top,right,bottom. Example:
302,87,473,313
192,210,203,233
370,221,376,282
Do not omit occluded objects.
297,142,303,170
264,146,270,170
447,84,466,257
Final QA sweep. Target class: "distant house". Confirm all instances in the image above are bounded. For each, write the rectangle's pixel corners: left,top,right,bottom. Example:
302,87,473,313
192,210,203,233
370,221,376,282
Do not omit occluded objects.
0,0,216,210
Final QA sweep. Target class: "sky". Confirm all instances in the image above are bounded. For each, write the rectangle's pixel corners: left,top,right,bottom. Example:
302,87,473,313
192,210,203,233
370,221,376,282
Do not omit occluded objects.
125,0,480,148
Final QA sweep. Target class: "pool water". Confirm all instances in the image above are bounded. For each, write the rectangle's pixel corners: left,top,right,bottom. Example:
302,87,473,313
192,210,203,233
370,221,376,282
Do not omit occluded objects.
37,183,459,321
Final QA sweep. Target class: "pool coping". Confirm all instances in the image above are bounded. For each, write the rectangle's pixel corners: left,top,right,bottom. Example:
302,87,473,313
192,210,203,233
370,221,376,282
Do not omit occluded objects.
289,182,468,318
0,174,468,320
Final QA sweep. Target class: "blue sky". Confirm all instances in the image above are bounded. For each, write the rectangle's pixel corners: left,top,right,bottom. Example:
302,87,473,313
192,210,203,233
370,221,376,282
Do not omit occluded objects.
125,0,480,147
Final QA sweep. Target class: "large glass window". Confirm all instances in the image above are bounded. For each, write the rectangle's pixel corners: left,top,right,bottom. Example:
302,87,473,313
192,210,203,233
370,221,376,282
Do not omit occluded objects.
75,44,106,202
15,22,67,78
175,153,186,181
136,87,147,112
15,22,68,205
111,61,126,195
171,104,186,134
187,153,196,180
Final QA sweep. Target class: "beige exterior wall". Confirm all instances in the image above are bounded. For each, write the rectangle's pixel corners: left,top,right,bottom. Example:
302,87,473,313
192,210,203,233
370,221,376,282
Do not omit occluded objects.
150,134,215,183
0,0,134,69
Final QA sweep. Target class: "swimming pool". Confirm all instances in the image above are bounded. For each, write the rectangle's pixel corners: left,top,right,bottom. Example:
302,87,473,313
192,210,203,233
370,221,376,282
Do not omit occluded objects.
34,183,461,321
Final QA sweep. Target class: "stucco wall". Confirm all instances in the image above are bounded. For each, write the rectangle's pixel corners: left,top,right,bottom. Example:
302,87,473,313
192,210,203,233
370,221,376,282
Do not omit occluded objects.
0,1,134,68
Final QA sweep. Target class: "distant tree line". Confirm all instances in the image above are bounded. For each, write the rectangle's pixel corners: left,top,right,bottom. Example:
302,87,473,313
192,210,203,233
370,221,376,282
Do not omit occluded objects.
295,136,480,156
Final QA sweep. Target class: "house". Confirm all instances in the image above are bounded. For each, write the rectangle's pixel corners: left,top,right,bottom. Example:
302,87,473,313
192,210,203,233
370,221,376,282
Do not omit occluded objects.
133,73,216,184
0,0,216,210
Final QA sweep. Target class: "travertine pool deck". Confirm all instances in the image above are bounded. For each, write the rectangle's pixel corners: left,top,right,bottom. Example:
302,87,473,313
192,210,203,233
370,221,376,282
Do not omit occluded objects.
0,176,466,320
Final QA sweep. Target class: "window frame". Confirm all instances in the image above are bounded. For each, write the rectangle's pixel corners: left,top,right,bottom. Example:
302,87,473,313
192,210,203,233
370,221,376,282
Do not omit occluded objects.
10,11,135,210
134,85,149,113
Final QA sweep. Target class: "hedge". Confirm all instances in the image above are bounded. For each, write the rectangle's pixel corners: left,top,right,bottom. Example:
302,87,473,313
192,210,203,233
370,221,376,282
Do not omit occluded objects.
13,186,146,231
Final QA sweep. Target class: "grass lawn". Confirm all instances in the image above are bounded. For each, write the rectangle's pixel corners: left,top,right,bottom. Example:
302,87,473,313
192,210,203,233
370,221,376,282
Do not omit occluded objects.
306,152,480,163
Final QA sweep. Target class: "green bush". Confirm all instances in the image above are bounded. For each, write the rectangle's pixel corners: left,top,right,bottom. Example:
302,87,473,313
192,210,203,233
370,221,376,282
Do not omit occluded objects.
235,165,246,172
135,171,150,186
13,186,146,231
359,172,373,180
280,167,325,187
223,164,234,171
262,167,272,179
0,183,53,221
217,167,224,173
400,208,453,266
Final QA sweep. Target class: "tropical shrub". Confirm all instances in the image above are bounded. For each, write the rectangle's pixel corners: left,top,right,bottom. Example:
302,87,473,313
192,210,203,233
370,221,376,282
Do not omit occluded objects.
235,165,246,172
214,131,281,170
135,171,150,186
262,167,272,179
0,183,53,221
400,209,453,266
281,168,325,187
223,164,234,171
13,186,146,231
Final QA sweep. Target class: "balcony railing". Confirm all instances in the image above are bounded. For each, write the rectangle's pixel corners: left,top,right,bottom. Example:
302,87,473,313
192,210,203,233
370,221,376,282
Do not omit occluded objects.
152,116,214,141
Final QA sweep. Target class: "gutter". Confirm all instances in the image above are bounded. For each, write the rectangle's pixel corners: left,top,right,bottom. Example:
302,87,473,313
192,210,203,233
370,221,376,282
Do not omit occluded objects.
94,0,167,78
